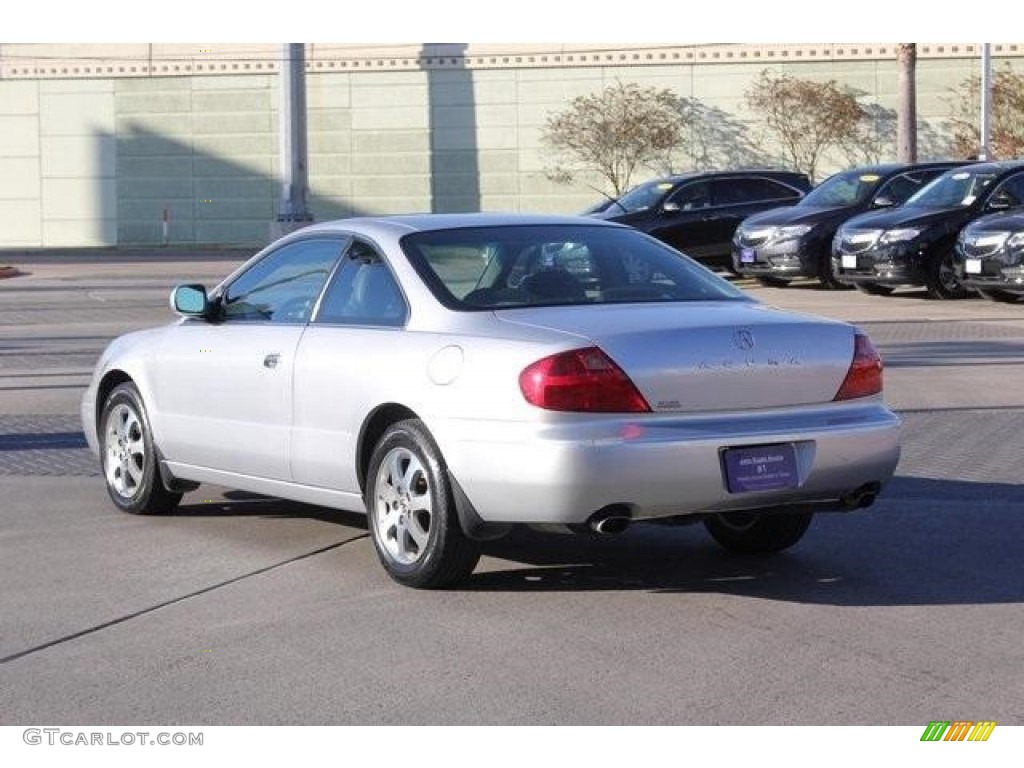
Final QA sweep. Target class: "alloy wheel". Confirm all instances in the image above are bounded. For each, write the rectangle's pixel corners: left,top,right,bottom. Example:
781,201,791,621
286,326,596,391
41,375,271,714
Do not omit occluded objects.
103,402,146,499
373,446,433,565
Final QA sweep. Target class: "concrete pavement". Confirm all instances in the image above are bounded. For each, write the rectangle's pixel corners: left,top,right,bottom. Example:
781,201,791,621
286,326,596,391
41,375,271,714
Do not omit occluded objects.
1,254,1022,724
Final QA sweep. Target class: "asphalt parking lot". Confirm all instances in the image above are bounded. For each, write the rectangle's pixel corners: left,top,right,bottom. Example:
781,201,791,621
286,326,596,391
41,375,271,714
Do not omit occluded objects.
1,252,1022,725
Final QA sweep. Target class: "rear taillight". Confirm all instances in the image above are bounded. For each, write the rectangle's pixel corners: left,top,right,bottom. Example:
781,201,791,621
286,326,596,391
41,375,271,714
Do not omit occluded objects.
834,333,883,401
519,347,651,413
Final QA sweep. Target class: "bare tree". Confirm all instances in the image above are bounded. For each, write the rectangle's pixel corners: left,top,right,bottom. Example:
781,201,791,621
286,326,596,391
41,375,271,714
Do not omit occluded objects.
746,70,868,182
542,81,686,196
896,44,918,163
948,62,1024,159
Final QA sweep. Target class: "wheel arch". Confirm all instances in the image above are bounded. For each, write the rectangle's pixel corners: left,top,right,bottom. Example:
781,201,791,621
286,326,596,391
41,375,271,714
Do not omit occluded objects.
95,369,135,431
94,368,195,494
356,403,420,495
355,404,511,542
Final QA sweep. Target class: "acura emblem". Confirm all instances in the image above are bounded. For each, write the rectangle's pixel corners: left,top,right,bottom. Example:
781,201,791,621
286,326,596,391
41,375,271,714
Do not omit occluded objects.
733,328,755,351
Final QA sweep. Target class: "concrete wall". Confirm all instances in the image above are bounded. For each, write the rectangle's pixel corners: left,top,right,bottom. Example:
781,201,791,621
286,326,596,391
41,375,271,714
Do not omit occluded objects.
0,43,1021,247
1,78,117,246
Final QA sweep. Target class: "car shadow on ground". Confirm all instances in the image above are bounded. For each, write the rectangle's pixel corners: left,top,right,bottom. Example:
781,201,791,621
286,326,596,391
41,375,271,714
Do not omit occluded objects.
464,476,1024,605
172,489,368,529
160,477,1023,605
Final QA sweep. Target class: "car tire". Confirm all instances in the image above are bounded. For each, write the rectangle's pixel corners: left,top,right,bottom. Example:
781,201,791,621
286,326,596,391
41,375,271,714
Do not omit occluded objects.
366,419,481,588
99,382,183,515
855,283,895,297
976,288,1020,303
925,251,970,300
704,511,813,555
756,276,791,287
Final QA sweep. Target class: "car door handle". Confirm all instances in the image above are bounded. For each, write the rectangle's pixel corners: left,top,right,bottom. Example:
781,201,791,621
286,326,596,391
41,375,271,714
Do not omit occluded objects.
263,353,281,369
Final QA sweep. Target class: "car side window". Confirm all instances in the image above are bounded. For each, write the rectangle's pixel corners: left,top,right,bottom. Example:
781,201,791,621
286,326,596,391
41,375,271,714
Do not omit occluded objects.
989,173,1024,207
877,171,942,205
666,181,712,210
714,177,801,207
221,238,345,323
315,240,408,327
875,173,919,204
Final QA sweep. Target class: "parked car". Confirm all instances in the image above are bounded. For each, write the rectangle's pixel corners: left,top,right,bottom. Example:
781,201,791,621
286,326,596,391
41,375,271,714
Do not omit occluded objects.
586,170,811,270
733,162,966,289
832,161,1024,299
82,214,900,589
954,211,1024,302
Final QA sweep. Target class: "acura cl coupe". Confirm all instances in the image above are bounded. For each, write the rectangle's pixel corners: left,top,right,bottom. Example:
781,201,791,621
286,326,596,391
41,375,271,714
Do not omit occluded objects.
83,214,901,588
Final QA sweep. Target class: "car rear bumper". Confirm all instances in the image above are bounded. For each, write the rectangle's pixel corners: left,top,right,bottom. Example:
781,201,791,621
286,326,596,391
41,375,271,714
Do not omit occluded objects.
434,400,901,525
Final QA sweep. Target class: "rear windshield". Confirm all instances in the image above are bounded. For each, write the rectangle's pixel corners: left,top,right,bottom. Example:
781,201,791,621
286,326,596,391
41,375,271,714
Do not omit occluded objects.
400,225,749,310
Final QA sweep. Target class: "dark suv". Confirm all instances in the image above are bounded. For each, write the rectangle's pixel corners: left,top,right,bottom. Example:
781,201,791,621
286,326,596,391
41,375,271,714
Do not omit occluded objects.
733,162,965,288
587,170,810,269
833,161,1024,299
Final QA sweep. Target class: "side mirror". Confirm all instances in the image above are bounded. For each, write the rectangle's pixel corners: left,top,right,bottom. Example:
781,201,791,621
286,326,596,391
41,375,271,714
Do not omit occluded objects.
171,284,211,317
987,195,1011,211
872,195,896,209
661,201,681,213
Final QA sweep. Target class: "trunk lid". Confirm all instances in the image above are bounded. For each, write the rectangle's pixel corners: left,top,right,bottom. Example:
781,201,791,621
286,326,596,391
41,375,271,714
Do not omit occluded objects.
498,302,857,412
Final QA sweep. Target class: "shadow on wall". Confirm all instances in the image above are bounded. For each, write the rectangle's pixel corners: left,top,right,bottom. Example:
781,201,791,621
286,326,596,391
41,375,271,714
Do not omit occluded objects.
105,124,368,247
843,97,954,165
658,92,956,177
677,98,777,172
422,44,481,213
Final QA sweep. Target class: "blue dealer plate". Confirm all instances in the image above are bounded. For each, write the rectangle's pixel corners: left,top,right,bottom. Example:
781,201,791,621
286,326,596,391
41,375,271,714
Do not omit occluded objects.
722,443,799,493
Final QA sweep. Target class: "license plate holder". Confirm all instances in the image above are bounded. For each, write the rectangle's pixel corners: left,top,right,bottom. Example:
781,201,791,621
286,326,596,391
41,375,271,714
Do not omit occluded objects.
722,443,800,494
841,254,858,270
740,247,757,264
965,258,982,275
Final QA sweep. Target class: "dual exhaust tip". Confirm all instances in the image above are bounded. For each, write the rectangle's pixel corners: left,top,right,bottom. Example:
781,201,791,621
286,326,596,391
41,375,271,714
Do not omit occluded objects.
586,483,881,535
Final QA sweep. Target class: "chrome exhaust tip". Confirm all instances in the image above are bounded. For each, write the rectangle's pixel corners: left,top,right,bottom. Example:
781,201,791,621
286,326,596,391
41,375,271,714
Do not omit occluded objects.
841,482,881,510
587,505,633,535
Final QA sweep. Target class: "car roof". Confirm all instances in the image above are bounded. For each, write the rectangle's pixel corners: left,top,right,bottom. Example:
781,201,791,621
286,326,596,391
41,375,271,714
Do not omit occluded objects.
298,212,626,238
647,169,806,184
956,160,1024,174
838,161,967,175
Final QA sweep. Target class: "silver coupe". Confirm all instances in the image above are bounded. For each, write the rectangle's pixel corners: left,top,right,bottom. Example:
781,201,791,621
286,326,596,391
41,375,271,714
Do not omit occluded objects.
82,214,901,588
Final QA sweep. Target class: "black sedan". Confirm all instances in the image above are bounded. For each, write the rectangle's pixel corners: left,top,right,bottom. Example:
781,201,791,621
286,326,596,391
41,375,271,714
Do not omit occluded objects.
833,161,1024,299
588,170,810,270
733,162,965,289
954,210,1024,302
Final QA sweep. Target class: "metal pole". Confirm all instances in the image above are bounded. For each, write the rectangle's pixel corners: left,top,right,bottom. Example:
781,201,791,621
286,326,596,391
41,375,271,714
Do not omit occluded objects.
276,43,312,232
979,43,992,160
